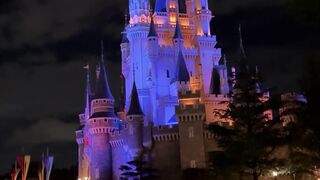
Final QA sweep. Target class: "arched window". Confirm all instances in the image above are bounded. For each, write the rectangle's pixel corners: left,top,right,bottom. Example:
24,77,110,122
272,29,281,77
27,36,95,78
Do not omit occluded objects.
166,70,170,78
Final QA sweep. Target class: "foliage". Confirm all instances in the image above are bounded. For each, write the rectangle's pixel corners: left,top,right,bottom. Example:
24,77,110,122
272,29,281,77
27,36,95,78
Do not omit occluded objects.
119,157,157,180
208,56,283,180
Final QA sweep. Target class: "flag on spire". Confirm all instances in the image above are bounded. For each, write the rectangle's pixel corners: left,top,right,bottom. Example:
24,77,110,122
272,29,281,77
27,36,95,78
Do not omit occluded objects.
17,155,31,180
10,160,20,180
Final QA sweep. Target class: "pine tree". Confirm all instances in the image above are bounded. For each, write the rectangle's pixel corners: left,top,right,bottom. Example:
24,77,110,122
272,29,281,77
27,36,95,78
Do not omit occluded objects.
281,56,320,178
119,155,157,180
208,51,282,180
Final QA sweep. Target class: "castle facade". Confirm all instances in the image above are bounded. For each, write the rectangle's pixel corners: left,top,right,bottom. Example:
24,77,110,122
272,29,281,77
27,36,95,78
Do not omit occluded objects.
75,0,280,179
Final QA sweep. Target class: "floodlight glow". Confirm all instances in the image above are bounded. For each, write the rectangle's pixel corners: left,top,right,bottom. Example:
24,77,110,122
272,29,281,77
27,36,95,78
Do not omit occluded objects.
272,171,278,177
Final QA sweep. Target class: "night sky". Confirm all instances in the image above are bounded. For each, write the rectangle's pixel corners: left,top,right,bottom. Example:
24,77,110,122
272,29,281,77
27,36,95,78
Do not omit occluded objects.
0,0,319,174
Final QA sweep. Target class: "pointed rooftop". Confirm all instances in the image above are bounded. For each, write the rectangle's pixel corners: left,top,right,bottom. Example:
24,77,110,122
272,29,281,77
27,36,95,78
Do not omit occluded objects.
173,21,183,39
176,50,190,82
84,64,92,117
94,41,114,100
237,24,249,74
155,0,167,12
148,17,158,37
127,82,144,116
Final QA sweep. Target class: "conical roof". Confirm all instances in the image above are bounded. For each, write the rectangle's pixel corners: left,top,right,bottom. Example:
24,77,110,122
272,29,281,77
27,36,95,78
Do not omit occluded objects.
94,42,114,100
127,82,144,116
176,50,190,82
173,21,183,39
148,17,158,37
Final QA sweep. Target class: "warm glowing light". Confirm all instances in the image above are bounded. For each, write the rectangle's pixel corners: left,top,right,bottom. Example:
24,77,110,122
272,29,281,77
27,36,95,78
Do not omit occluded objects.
169,3,175,9
170,16,176,23
272,171,278,177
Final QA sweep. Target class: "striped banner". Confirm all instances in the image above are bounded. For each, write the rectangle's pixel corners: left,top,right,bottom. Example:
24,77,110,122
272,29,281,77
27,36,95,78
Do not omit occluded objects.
10,160,20,180
17,155,31,180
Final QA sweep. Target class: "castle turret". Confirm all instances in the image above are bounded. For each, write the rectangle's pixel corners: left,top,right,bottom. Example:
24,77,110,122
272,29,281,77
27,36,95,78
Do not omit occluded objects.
126,82,144,159
129,0,150,24
194,0,211,36
176,89,206,169
88,42,119,180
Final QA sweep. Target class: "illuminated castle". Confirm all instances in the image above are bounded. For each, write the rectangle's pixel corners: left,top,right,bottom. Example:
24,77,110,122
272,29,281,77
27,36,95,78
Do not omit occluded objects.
75,0,243,179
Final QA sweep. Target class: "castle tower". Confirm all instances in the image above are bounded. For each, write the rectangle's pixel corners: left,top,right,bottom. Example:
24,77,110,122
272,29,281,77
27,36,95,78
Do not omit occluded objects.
129,0,150,24
126,82,145,159
88,44,120,180
176,90,206,169
76,65,92,180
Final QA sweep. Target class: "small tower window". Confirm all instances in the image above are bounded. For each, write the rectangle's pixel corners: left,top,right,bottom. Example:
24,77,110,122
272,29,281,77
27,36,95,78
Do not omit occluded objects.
188,127,194,138
129,125,134,135
190,160,196,168
166,70,170,78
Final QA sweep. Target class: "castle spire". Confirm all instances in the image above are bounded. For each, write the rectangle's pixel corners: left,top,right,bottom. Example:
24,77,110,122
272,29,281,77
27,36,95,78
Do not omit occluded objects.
94,40,114,100
121,14,129,44
148,16,158,37
127,82,144,116
84,64,92,118
173,20,183,40
239,24,246,59
237,24,249,73
176,50,190,82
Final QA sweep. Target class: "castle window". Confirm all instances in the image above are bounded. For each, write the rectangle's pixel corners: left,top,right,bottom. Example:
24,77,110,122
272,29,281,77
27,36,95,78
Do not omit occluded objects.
188,127,194,138
129,125,133,135
95,168,100,178
166,70,170,78
190,160,196,168
190,71,193,76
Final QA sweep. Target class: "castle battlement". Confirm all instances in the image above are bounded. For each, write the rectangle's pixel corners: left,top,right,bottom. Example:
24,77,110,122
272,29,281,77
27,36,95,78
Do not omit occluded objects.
205,94,230,102
88,117,120,128
110,139,125,148
153,124,179,133
153,133,179,142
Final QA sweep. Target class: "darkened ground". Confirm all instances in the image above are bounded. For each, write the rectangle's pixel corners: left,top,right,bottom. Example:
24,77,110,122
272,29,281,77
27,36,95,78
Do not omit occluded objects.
0,0,319,174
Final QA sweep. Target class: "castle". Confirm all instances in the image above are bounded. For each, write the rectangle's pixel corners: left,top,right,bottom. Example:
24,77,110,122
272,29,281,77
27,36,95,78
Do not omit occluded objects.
74,0,298,179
